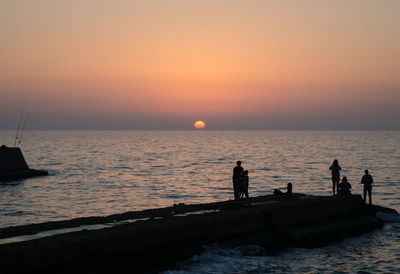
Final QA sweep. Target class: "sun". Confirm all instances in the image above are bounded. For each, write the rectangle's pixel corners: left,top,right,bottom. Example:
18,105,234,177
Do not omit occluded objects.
194,121,206,129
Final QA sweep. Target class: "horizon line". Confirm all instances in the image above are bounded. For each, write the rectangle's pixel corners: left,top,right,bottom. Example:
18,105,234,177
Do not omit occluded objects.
1,129,399,131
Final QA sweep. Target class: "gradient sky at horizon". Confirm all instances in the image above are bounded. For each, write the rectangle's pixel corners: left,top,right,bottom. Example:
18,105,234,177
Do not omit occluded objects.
1,0,399,130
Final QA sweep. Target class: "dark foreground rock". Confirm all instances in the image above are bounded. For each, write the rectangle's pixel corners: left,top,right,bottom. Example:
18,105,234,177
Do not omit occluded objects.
0,194,396,274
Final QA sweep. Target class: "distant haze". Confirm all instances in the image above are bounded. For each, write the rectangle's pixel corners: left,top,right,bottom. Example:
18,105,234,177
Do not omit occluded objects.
1,0,399,130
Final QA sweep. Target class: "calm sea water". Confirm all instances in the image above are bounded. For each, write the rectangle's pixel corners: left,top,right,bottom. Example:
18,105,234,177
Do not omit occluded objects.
1,130,399,273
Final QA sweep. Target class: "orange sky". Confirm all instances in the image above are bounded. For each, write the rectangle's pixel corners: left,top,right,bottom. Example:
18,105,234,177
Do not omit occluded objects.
1,0,399,129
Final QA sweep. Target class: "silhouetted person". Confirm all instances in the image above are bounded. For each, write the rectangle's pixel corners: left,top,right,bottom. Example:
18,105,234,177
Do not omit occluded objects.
287,183,292,198
232,161,244,200
241,170,249,199
338,176,351,196
273,183,292,198
329,159,341,195
361,169,374,204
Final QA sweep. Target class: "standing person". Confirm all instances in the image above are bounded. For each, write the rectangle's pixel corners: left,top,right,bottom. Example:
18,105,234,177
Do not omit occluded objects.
241,170,249,199
361,169,374,204
329,159,341,195
232,161,244,200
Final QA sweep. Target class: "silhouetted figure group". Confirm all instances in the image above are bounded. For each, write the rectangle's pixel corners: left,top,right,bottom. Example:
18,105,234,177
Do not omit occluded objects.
232,161,249,200
329,159,374,204
231,159,374,204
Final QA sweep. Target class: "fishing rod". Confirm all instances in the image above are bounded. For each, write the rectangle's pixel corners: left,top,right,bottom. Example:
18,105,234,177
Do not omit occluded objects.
18,112,29,146
359,182,399,185
14,106,25,146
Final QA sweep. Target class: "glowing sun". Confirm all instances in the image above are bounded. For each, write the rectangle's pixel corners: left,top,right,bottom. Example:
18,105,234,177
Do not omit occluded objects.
194,121,206,129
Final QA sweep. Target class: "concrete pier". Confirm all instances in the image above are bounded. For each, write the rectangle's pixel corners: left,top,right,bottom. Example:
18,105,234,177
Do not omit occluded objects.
0,194,396,273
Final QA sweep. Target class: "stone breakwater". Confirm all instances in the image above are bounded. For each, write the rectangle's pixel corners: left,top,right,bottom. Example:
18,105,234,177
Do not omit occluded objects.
0,194,397,274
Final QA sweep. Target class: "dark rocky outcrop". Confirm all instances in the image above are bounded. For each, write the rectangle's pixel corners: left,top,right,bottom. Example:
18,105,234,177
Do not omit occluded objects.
0,146,48,181
0,146,29,171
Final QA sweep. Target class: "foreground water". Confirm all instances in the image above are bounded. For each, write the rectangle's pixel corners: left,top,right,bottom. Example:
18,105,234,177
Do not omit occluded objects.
0,130,399,272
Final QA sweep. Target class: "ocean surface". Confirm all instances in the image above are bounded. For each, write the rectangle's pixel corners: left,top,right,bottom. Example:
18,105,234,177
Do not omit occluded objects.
1,130,399,273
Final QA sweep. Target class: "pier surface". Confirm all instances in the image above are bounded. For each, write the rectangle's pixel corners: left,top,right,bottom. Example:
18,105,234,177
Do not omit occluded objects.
0,194,396,273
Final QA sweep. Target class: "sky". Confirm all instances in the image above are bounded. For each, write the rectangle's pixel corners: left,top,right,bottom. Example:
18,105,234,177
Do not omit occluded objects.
1,0,399,130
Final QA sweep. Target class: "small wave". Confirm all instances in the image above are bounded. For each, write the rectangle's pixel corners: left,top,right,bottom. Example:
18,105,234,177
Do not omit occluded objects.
3,211,32,217
376,212,400,223
114,166,133,170
150,165,165,168
46,162,62,166
181,163,199,168
162,244,269,273
236,245,268,256
208,187,230,191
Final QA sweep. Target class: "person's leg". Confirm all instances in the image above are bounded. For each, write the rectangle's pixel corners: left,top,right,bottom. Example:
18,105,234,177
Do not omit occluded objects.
233,177,240,200
234,186,239,200
333,178,339,195
335,179,340,195
363,187,367,203
332,178,336,195
232,178,236,199
368,188,372,204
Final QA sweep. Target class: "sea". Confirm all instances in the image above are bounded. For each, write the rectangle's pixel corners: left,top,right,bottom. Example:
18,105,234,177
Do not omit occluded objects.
1,130,399,273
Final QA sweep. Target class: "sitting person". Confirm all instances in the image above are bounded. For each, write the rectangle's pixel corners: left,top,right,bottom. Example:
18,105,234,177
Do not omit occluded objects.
287,182,292,198
338,176,352,196
274,183,292,198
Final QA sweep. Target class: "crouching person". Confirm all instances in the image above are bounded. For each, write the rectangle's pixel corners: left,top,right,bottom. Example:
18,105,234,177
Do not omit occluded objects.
338,176,351,196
